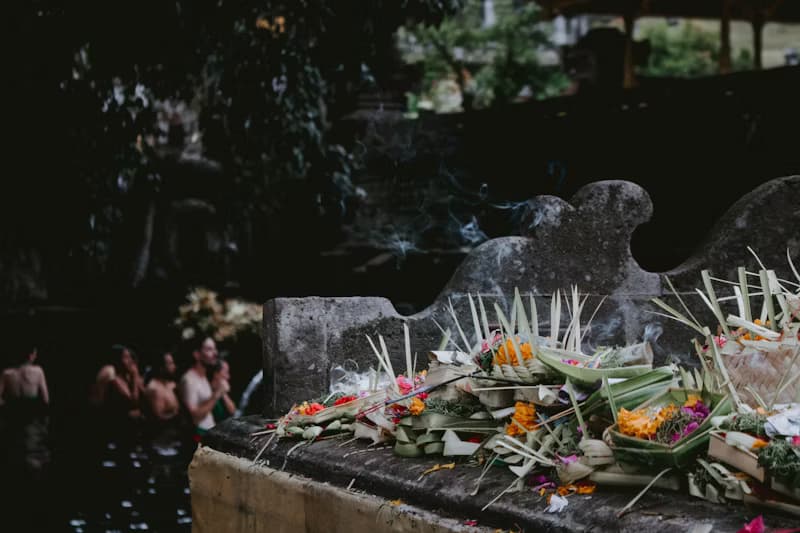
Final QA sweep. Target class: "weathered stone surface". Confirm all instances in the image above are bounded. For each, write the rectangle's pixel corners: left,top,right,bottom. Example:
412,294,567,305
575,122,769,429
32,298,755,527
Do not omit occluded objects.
263,297,420,415
263,176,800,416
190,446,487,533
202,416,800,532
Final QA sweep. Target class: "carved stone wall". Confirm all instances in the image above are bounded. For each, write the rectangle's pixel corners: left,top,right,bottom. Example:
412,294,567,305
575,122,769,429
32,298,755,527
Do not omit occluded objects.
263,176,800,416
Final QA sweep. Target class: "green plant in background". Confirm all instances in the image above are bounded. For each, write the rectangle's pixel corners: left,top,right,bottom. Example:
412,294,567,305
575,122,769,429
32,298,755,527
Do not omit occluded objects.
638,22,752,78
7,1,464,293
398,0,569,112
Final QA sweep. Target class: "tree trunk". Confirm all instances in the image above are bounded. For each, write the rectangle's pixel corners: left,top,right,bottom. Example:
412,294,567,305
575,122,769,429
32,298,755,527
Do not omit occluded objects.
130,200,156,287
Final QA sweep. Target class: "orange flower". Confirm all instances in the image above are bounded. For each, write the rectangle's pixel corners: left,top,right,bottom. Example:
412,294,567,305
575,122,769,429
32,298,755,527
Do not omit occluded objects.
576,481,596,494
740,319,770,341
506,402,536,436
617,404,677,440
494,338,534,366
684,394,701,408
557,485,574,496
297,402,325,415
409,397,426,416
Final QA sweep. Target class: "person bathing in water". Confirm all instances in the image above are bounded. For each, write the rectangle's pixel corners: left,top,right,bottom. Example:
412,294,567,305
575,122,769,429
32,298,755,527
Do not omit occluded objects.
178,336,228,440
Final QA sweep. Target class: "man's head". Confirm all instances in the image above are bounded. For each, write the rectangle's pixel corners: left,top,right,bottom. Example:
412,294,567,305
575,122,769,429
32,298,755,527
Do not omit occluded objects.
192,336,218,368
157,352,177,380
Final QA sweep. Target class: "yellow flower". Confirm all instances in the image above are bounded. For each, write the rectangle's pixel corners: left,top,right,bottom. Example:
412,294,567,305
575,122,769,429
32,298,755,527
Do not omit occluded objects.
506,401,536,436
617,404,677,440
494,339,534,366
409,397,426,416
684,394,701,408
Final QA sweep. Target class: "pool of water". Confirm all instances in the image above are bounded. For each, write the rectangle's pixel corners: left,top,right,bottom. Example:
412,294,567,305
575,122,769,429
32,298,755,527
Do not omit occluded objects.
3,412,194,533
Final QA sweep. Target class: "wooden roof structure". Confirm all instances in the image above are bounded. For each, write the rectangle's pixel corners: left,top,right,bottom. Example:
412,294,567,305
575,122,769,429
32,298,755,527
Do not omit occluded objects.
537,0,800,23
534,0,798,86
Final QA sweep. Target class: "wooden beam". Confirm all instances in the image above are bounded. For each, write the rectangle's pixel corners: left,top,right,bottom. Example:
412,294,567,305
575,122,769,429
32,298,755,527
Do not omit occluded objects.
720,0,733,73
623,11,637,88
752,11,764,69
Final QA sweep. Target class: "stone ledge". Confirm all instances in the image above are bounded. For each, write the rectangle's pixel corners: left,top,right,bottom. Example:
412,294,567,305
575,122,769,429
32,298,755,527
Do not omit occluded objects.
189,446,490,533
201,416,799,532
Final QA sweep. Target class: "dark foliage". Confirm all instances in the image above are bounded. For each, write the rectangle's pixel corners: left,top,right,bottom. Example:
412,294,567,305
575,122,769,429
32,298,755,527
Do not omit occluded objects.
5,1,463,304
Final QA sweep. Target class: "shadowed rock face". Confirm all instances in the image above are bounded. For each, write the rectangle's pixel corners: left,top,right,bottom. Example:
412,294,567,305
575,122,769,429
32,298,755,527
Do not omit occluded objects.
263,176,800,417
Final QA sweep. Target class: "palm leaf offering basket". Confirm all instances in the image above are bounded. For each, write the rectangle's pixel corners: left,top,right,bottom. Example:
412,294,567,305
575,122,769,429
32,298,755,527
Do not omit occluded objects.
606,388,732,469
652,260,800,409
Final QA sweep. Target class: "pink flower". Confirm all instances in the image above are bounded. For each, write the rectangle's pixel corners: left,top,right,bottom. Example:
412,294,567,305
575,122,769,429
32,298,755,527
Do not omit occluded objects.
529,474,556,491
464,519,478,526
738,515,764,533
714,335,727,348
396,375,413,395
682,401,710,420
559,454,579,465
481,333,504,353
792,436,800,447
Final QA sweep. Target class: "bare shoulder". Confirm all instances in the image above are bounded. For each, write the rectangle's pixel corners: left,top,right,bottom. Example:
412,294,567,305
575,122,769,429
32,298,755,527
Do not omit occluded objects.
96,365,116,382
179,369,199,387
145,380,161,396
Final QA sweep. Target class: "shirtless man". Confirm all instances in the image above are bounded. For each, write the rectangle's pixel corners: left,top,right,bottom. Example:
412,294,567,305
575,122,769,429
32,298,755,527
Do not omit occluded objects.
145,352,180,421
179,336,228,435
0,346,49,406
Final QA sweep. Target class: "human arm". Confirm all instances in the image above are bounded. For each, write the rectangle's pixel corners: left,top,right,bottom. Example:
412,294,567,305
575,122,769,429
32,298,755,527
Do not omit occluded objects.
220,390,236,417
180,375,225,425
110,375,142,418
128,365,145,402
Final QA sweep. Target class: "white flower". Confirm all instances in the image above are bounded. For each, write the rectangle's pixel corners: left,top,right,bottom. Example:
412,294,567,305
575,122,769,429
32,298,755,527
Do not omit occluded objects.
182,327,196,340
545,494,568,513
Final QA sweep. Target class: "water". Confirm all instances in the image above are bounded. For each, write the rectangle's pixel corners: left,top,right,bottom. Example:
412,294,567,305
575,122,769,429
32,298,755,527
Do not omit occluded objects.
58,432,194,533
2,410,194,533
